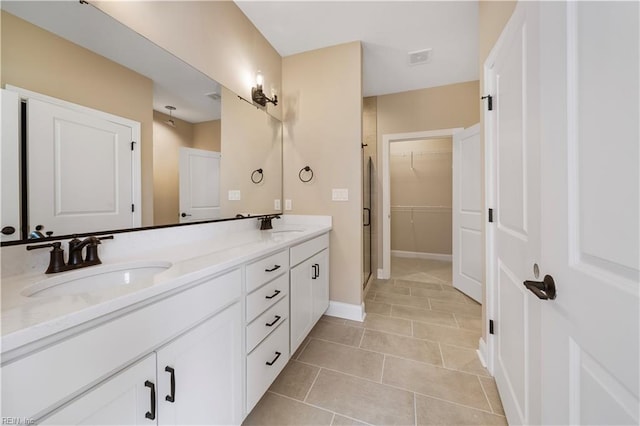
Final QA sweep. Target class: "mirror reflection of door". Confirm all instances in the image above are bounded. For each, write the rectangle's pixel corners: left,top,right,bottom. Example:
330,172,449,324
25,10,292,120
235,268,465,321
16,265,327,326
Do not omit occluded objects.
13,88,141,238
179,148,220,223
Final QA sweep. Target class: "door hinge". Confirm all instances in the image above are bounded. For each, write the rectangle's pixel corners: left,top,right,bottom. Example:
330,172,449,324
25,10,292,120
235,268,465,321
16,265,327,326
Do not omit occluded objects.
489,319,495,335
488,208,494,223
131,204,135,213
481,94,493,111
131,141,136,151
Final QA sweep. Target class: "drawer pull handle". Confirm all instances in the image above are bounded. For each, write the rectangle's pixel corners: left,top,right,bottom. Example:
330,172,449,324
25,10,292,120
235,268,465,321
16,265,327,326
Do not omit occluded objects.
312,264,320,279
266,351,282,366
266,315,282,327
165,366,176,403
265,289,281,299
265,264,281,272
144,380,156,420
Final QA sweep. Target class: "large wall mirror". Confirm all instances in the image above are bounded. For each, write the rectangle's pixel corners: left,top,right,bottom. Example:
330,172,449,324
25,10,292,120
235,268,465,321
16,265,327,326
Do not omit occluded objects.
0,1,283,245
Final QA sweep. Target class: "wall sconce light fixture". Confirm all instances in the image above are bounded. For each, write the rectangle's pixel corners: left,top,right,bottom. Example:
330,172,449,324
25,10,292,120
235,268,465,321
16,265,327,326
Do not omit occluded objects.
252,71,278,107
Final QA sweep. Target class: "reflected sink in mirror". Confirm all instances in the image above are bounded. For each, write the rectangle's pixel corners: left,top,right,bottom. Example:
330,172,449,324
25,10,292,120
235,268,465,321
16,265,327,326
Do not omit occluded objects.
268,229,304,234
22,261,172,298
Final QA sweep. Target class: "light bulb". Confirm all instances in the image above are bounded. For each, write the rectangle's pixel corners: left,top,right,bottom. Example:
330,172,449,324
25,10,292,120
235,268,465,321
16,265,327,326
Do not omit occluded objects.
256,71,264,87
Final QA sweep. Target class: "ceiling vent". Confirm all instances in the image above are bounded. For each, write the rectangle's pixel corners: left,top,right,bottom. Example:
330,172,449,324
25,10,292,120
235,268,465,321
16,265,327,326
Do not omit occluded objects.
408,48,433,66
206,92,221,101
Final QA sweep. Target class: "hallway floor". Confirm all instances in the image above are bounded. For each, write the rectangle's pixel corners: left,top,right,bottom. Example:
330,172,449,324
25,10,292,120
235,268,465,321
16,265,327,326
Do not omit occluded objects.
243,257,506,425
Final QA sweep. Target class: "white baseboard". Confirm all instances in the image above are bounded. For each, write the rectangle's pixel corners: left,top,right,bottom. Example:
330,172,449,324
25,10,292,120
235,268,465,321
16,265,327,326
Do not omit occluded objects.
325,301,366,322
477,337,488,369
391,250,452,262
377,268,389,280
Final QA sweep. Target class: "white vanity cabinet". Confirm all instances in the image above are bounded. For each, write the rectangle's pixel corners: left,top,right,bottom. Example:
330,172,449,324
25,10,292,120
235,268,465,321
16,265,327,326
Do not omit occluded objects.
3,269,242,424
290,234,330,355
42,303,242,425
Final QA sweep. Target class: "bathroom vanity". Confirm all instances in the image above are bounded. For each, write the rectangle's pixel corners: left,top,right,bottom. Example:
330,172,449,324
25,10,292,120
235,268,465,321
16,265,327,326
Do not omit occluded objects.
0,215,331,424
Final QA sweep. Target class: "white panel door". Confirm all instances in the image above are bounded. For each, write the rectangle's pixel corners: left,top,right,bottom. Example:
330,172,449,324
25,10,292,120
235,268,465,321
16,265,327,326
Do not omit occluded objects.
538,2,639,424
41,354,156,425
453,123,482,302
485,2,541,424
157,303,242,425
28,98,135,237
178,147,220,223
1,89,21,242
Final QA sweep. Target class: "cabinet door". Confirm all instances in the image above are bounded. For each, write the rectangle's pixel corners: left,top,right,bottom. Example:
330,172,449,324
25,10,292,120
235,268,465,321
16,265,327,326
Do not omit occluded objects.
290,258,313,355
41,354,157,425
311,249,330,323
157,303,242,426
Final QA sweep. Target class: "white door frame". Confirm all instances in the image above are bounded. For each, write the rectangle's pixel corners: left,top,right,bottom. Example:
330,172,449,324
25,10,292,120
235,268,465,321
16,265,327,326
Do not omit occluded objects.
379,128,463,279
5,85,142,228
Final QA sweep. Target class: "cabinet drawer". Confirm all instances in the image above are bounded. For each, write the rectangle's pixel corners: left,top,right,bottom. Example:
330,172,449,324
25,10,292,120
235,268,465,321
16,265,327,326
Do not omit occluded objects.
246,273,288,322
290,233,329,267
246,319,289,413
247,295,288,353
246,249,289,293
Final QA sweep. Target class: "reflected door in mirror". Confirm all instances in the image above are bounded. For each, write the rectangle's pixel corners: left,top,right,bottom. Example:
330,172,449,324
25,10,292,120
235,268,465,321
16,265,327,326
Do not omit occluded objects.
179,148,220,223
27,94,141,237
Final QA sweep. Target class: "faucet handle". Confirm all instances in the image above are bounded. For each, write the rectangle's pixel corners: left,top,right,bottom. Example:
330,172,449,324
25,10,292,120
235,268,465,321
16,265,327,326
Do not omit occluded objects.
26,242,66,274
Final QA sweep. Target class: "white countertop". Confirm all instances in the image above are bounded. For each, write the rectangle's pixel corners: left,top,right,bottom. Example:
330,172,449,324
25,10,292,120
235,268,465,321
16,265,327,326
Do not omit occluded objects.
1,217,331,353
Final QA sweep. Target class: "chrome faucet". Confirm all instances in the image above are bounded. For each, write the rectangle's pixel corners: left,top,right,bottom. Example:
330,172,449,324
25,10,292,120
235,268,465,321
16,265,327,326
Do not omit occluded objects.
27,235,114,274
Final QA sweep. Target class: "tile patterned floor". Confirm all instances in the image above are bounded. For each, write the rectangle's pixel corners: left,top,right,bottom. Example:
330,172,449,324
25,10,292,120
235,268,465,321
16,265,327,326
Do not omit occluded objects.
244,258,506,425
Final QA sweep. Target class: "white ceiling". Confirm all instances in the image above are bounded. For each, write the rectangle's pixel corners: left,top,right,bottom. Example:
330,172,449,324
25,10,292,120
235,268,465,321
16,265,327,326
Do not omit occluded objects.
235,1,479,97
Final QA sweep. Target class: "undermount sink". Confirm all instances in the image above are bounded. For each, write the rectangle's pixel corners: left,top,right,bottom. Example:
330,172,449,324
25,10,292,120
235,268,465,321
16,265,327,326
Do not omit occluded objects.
268,229,304,234
22,261,172,298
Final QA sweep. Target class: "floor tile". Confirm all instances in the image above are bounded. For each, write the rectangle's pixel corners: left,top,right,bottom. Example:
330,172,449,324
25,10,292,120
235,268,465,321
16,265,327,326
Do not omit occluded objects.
345,313,412,336
480,376,505,415
415,393,507,425
440,344,490,376
269,360,320,401
371,281,411,295
394,279,444,291
309,320,364,346
292,337,311,360
375,292,431,309
298,339,384,381
364,300,391,316
430,300,482,317
243,392,334,426
360,329,442,366
410,287,472,304
321,315,347,325
455,314,483,332
382,356,491,411
412,321,480,349
391,304,457,327
331,414,369,426
306,369,415,425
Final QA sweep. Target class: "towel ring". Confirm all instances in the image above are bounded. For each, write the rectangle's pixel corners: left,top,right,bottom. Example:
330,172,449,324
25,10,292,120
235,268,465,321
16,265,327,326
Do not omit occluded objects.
298,166,314,183
251,168,264,184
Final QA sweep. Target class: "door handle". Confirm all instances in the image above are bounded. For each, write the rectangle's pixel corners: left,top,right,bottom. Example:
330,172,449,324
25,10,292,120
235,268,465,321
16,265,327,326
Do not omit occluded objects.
523,275,556,300
1,226,15,235
181,212,192,218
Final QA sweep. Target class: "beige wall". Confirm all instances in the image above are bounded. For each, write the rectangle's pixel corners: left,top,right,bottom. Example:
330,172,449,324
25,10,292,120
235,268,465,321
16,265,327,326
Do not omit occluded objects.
375,81,480,268
220,86,282,218
94,0,282,121
1,11,155,226
152,111,221,226
283,42,363,306
390,138,452,255
478,0,517,339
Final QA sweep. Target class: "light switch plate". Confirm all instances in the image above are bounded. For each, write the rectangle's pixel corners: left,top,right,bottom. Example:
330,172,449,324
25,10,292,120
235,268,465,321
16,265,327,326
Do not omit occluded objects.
228,190,241,201
285,199,292,210
332,188,349,201
274,199,281,210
